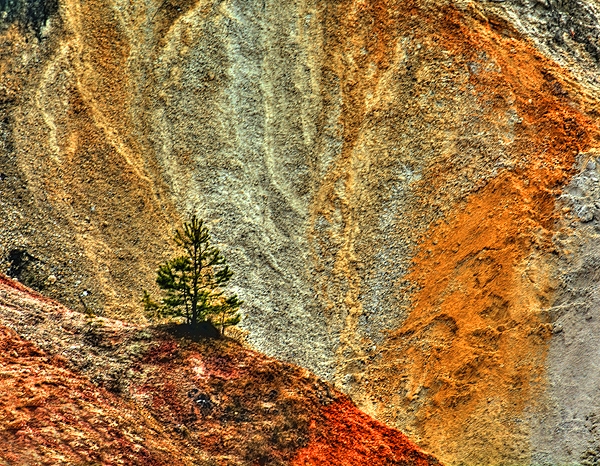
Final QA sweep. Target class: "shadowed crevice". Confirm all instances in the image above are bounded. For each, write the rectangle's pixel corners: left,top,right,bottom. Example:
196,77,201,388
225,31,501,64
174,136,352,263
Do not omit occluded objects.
0,0,59,37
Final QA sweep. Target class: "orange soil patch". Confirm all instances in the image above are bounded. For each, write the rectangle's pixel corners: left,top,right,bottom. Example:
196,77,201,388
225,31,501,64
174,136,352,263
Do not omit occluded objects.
367,4,599,464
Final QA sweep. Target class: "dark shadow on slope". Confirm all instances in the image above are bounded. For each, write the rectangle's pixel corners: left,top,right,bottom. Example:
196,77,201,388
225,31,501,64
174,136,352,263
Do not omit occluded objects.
0,0,58,37
160,321,221,341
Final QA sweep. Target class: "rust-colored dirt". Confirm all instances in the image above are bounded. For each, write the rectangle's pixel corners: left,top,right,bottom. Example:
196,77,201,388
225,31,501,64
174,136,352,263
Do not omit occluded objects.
134,335,440,466
0,326,192,466
292,397,439,466
0,274,441,466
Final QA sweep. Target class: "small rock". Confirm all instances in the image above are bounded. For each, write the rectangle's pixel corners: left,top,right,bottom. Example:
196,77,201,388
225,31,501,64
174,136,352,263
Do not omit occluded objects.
46,274,57,285
576,205,594,223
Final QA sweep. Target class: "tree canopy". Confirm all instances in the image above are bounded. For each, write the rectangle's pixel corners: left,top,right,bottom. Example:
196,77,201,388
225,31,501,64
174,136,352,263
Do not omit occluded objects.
143,215,241,336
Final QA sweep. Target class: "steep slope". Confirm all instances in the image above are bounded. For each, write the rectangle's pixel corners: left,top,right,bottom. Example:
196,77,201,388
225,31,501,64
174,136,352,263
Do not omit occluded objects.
4,1,600,464
0,326,197,466
0,274,440,466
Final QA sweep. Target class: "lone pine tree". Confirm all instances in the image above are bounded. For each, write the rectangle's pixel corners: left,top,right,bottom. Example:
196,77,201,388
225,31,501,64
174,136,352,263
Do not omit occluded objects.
143,215,241,336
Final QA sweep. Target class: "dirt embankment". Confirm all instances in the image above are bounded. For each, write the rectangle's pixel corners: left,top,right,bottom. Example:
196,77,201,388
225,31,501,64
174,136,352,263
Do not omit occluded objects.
0,275,440,466
0,325,195,466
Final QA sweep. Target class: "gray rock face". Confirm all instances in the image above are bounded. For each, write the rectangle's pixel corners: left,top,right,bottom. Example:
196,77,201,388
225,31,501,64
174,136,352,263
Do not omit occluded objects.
0,0,59,37
147,0,338,377
531,153,600,465
481,0,600,87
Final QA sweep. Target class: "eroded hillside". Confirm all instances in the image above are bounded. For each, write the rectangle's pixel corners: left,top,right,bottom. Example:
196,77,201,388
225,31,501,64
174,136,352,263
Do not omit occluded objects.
0,326,196,465
3,0,600,464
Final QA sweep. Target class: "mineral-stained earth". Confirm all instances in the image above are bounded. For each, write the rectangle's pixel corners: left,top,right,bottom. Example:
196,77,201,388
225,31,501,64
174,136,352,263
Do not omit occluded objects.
0,275,440,465
3,0,600,464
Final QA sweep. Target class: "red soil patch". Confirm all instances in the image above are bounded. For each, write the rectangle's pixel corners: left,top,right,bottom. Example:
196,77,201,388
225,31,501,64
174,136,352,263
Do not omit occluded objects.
133,336,441,465
0,275,441,465
0,274,52,303
0,326,192,465
292,397,440,466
